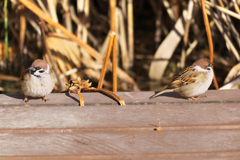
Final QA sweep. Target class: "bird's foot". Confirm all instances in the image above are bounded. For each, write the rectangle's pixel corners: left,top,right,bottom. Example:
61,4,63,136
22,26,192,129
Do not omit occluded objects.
188,95,206,101
42,96,48,102
24,96,28,102
189,97,198,101
198,95,206,99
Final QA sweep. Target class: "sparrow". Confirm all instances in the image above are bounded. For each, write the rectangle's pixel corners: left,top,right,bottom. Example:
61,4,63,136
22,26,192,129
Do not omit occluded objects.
20,59,55,102
149,58,214,100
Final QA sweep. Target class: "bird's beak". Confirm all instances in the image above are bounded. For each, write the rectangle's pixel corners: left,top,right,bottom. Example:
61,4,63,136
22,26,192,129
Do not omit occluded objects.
28,66,35,74
28,66,35,71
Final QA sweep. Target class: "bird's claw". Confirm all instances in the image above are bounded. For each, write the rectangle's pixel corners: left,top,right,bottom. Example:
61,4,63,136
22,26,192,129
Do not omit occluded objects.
42,96,48,102
188,95,206,101
24,96,28,102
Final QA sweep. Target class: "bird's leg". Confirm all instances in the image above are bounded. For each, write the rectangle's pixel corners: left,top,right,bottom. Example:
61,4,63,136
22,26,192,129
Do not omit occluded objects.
189,95,206,101
189,97,199,101
24,96,28,102
198,95,206,98
42,96,47,102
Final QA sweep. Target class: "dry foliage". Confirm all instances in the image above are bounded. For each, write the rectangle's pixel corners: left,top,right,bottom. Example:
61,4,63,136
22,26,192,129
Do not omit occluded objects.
0,0,240,93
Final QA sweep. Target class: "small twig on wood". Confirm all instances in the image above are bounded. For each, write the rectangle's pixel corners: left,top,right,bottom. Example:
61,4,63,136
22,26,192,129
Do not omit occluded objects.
154,118,162,131
82,88,125,105
77,91,85,106
66,78,125,105
66,78,92,106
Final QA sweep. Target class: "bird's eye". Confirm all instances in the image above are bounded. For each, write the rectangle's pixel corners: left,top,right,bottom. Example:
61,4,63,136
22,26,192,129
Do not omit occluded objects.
39,70,44,73
207,67,211,70
36,67,41,70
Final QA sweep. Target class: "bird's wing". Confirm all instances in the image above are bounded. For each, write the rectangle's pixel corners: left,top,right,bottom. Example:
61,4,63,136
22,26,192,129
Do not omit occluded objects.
166,66,201,89
19,69,30,80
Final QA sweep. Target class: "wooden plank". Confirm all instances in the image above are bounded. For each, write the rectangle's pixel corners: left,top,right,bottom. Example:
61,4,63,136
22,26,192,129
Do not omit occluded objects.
0,90,240,159
0,103,240,130
0,90,240,106
0,130,240,158
1,155,240,160
1,154,240,160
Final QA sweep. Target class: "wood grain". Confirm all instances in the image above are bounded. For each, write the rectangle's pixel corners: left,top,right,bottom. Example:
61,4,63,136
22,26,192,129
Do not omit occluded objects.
0,103,240,130
1,130,240,158
0,90,239,106
0,90,240,159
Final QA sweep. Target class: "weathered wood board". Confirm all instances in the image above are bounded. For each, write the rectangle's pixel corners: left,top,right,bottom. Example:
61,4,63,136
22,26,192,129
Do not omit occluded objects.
0,90,239,159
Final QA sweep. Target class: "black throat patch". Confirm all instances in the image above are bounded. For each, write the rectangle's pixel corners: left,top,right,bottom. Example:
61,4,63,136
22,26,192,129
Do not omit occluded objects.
33,74,41,78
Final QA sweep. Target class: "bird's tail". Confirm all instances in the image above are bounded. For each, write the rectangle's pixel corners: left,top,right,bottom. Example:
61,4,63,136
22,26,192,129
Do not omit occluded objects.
149,89,174,99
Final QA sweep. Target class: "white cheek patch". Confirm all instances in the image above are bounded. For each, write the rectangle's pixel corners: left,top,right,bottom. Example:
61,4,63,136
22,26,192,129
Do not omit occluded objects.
34,69,45,76
46,64,50,73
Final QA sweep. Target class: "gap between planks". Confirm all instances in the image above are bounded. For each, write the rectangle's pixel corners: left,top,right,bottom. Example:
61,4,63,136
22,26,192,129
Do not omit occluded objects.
1,124,240,134
1,151,240,159
1,100,240,107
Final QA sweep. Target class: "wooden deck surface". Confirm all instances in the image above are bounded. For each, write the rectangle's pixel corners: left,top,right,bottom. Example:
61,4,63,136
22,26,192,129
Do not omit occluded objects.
0,89,240,159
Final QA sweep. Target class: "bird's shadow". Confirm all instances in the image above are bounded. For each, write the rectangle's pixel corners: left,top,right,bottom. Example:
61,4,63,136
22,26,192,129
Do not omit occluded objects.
65,92,121,105
151,91,184,99
65,93,80,103
4,94,25,100
3,94,45,102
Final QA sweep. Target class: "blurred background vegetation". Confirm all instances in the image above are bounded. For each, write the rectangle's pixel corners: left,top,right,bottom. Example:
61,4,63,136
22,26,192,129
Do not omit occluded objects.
0,0,240,94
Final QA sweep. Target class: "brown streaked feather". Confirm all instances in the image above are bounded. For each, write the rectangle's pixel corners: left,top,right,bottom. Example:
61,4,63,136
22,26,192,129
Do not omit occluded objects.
19,69,29,80
149,58,212,100
166,66,201,89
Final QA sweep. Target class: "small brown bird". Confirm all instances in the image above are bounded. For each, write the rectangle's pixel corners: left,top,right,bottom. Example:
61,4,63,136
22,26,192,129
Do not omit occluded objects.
149,58,214,100
20,59,55,102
